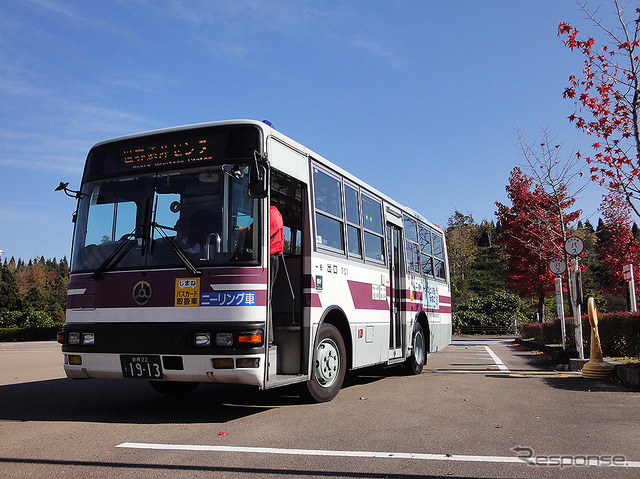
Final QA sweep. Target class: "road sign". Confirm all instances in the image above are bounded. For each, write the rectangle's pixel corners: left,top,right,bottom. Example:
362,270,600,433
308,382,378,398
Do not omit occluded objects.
565,236,584,256
549,258,567,275
624,264,633,282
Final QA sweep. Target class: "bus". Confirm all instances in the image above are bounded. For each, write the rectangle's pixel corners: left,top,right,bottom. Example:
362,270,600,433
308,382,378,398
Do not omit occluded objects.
57,119,451,402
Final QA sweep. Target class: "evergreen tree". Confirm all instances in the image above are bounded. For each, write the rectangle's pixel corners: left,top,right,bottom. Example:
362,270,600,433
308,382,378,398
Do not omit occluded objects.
0,265,22,311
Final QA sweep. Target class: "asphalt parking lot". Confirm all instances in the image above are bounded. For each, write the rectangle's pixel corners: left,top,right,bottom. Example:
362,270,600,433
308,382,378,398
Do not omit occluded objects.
1,337,639,478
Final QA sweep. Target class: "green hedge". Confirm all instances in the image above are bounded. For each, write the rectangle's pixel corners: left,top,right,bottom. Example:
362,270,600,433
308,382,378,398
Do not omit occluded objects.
453,291,527,334
519,311,640,357
0,326,61,342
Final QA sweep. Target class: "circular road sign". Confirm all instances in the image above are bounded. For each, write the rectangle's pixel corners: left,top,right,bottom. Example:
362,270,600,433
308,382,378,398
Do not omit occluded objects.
565,236,585,256
549,258,567,275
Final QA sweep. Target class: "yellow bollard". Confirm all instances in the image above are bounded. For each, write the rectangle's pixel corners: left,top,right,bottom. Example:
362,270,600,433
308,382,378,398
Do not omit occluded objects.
582,298,615,379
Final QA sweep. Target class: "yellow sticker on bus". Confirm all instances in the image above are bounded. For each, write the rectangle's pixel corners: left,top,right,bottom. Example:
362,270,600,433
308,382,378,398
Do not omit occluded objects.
175,278,200,307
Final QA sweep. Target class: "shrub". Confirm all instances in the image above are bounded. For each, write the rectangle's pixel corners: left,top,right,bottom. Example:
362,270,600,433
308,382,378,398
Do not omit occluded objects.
519,311,640,357
0,326,60,342
0,308,58,329
453,291,527,333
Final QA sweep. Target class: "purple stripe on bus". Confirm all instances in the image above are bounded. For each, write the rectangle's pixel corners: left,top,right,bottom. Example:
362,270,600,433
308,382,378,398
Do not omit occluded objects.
207,267,268,284
303,274,316,288
304,293,322,308
68,269,267,309
347,280,389,311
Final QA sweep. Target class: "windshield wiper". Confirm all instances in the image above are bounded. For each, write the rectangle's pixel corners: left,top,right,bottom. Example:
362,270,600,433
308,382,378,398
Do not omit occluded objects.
91,228,140,280
152,222,201,276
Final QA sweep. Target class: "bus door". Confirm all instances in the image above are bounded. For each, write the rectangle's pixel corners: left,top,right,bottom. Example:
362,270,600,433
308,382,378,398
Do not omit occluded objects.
387,223,403,360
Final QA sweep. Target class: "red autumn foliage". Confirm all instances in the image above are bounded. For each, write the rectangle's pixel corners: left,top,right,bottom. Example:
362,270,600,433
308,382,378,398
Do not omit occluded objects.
496,168,580,317
597,190,640,295
558,5,640,216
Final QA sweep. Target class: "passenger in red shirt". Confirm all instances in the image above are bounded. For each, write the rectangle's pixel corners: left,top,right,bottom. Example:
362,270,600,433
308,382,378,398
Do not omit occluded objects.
270,205,284,255
236,206,283,344
269,206,284,344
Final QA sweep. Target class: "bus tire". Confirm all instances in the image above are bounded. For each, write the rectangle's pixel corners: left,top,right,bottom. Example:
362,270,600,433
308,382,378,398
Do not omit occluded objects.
149,380,199,396
404,323,426,375
304,323,346,402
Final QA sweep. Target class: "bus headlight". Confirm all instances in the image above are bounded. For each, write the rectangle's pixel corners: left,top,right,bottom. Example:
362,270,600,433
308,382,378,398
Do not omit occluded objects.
195,333,211,347
215,333,233,347
68,332,81,345
82,333,95,345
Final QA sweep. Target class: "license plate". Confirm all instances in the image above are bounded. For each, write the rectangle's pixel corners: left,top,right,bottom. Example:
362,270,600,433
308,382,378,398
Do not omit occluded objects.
120,355,163,379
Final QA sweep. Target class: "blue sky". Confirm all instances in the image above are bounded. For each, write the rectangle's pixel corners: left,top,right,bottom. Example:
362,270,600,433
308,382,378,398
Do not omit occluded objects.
0,0,615,262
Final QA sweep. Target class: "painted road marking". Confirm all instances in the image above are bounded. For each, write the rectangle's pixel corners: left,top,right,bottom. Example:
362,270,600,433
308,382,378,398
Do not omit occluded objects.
509,372,576,378
484,346,510,372
116,443,640,468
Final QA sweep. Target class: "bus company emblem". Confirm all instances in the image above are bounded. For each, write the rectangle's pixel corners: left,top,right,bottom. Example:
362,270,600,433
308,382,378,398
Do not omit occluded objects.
133,281,152,305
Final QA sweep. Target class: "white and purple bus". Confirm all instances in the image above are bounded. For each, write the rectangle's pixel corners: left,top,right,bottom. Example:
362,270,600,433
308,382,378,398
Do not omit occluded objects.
58,119,451,402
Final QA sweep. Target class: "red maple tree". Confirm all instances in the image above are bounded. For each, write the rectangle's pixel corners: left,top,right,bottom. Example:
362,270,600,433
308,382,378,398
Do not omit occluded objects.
558,2,640,216
597,190,640,297
496,168,580,321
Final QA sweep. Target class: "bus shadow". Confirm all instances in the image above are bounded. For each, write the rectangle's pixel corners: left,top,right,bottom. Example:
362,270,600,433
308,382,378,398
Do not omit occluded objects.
0,378,300,425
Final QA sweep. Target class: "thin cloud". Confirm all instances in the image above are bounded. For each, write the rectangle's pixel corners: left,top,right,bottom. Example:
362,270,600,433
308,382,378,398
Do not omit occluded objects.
0,204,63,227
349,33,409,71
67,105,156,135
103,72,181,95
163,0,349,59
23,0,98,25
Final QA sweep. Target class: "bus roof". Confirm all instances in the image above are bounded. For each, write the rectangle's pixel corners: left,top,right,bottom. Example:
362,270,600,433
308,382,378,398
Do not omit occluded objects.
90,119,442,234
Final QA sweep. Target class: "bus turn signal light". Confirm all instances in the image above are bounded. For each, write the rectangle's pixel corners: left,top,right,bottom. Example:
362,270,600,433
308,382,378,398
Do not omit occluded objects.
237,333,262,344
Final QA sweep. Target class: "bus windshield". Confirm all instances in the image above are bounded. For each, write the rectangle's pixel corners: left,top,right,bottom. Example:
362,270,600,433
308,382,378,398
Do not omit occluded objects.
71,165,259,273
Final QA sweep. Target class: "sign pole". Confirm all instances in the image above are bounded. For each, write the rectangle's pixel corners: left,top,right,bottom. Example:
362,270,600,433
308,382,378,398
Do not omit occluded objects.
571,257,584,359
630,268,637,312
549,258,567,351
565,237,585,360
555,276,566,350
624,264,637,312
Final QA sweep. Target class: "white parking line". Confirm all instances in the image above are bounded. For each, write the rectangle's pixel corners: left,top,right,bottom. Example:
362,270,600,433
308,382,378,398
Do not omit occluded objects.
116,443,640,468
484,346,510,372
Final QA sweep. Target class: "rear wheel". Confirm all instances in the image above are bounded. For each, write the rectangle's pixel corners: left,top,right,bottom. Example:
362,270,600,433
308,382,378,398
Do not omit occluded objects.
404,323,426,375
304,323,346,402
149,381,199,396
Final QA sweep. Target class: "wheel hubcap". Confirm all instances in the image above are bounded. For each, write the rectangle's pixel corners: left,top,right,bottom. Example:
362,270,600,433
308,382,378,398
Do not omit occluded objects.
414,330,425,365
315,339,340,387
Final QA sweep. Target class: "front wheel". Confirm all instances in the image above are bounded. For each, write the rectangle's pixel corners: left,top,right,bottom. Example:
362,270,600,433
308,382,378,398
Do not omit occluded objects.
404,323,426,375
304,323,347,402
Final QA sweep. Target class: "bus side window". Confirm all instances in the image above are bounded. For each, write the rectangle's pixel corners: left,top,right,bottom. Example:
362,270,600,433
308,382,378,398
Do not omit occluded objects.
419,225,434,277
404,216,419,273
313,168,344,252
432,232,446,280
362,194,384,262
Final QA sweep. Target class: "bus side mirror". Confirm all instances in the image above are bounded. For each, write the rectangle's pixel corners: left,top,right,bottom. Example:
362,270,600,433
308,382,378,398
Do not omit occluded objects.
248,161,268,198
